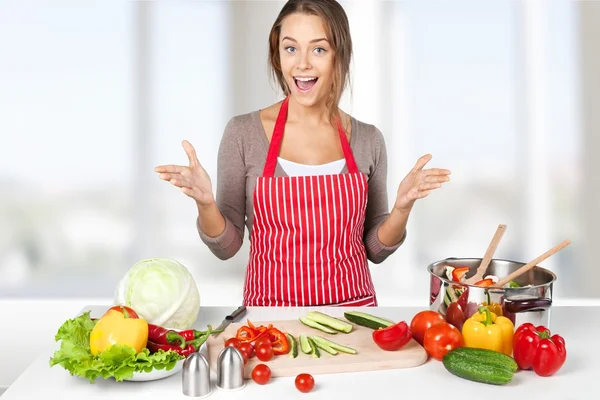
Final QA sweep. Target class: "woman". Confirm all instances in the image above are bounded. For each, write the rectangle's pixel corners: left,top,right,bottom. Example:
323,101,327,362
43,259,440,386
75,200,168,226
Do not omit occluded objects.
155,0,451,307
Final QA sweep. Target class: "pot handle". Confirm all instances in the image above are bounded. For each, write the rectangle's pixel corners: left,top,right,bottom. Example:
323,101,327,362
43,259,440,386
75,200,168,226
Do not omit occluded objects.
504,298,552,313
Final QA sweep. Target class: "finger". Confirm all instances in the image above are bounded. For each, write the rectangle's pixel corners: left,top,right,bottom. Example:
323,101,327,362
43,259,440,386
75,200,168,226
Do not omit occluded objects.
424,175,450,183
155,165,186,174
424,168,452,176
169,177,193,189
419,182,442,191
158,172,185,181
182,140,200,167
416,190,431,199
411,154,433,172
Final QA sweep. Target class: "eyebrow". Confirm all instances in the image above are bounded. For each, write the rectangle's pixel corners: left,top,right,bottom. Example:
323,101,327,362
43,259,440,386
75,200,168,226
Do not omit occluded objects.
281,36,329,44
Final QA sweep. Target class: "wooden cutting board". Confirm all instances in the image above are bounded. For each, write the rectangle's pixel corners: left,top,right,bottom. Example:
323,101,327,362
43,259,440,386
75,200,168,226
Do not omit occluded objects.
206,319,428,378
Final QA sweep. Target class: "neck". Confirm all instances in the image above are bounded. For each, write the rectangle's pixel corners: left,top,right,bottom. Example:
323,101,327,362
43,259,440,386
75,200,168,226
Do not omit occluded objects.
287,96,335,126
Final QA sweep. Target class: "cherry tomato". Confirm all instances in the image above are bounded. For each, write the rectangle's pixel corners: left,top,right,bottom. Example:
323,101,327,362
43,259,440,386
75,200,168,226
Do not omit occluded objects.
256,343,274,361
423,322,463,361
224,337,241,349
295,373,315,393
238,342,255,358
251,364,271,385
240,349,249,365
410,310,445,345
254,336,272,348
107,305,139,318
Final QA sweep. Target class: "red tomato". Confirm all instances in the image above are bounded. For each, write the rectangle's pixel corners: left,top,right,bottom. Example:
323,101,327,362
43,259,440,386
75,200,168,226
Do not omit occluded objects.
295,373,315,393
254,336,271,348
445,302,466,331
423,322,463,361
256,343,274,362
251,364,271,385
108,305,139,319
240,349,249,365
410,310,445,345
224,338,241,349
238,342,255,358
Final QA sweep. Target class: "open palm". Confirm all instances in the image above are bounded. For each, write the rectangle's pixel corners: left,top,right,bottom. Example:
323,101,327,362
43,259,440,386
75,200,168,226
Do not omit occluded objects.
154,140,215,206
394,154,451,212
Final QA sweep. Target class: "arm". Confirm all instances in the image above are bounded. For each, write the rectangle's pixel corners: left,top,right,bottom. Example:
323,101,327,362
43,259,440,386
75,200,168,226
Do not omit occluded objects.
196,118,247,260
363,129,407,264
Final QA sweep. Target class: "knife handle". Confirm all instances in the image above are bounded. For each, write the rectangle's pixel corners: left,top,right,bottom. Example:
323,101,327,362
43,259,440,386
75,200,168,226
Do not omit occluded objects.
226,306,247,322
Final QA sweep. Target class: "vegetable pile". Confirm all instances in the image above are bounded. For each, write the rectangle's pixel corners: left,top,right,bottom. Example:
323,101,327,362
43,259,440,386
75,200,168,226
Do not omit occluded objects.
49,305,217,383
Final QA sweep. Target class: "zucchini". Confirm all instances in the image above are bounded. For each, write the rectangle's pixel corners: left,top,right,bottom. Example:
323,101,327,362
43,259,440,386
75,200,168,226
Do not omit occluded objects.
307,337,321,358
299,335,313,354
310,337,338,355
299,316,338,334
304,311,353,333
442,347,517,385
343,311,395,330
286,333,298,359
310,335,357,355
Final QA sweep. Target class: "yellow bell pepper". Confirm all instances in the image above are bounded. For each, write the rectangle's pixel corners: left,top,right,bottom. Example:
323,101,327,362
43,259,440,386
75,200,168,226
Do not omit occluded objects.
462,306,514,355
482,301,503,316
89,309,149,356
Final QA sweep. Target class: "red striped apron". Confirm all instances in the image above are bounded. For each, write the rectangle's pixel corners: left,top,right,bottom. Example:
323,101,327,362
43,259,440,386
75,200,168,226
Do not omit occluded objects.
243,97,377,307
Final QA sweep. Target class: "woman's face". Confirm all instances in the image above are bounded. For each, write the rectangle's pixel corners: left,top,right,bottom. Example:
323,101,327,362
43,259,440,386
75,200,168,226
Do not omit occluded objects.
279,13,334,109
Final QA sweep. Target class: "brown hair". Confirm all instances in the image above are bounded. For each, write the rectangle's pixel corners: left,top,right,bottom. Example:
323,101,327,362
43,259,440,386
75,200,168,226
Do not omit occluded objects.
268,0,353,124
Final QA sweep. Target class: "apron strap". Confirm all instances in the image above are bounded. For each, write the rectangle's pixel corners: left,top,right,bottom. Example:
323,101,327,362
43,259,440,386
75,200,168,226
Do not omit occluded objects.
262,96,359,177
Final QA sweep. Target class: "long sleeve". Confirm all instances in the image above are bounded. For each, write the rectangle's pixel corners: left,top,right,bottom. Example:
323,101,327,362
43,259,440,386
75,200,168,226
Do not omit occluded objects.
197,117,247,260
362,127,406,264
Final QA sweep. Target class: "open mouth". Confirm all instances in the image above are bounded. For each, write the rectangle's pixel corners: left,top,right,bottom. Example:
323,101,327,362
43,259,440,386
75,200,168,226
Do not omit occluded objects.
294,76,318,92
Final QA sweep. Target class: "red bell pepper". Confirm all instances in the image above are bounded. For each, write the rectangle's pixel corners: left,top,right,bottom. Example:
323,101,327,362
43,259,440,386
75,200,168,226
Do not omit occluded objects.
372,321,412,351
474,278,494,287
513,323,567,377
452,266,470,282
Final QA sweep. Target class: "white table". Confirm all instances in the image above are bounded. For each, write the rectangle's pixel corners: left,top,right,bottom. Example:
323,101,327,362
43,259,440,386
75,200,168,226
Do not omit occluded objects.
3,305,597,399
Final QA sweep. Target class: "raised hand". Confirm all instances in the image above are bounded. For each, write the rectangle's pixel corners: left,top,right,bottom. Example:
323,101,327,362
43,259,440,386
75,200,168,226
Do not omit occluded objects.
154,140,215,207
394,154,451,212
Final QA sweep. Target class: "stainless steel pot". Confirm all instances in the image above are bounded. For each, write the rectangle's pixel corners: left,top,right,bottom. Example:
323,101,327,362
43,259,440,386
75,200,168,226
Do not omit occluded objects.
427,258,556,330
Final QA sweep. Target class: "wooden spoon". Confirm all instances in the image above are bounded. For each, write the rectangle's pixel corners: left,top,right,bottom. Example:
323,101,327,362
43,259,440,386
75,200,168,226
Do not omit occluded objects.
492,239,571,288
466,224,507,284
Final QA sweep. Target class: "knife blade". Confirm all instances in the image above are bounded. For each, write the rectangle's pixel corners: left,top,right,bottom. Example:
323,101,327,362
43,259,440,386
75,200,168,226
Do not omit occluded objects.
212,306,247,337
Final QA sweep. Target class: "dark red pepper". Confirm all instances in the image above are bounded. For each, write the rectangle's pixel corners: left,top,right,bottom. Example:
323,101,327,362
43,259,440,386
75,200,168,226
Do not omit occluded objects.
148,324,186,348
147,340,187,355
372,321,412,351
513,323,567,377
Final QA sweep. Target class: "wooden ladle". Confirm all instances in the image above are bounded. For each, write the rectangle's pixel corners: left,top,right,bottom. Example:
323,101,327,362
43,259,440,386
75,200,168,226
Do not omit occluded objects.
466,224,507,285
492,239,571,288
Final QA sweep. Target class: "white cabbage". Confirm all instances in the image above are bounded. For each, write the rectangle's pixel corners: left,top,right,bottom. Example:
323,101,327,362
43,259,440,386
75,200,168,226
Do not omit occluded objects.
114,258,201,329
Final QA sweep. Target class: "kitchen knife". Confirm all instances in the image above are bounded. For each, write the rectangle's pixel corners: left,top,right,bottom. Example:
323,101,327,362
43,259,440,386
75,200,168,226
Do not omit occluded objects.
212,306,247,337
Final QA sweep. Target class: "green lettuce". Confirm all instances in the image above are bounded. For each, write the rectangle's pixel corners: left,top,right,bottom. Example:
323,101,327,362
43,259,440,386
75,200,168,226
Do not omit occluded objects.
49,311,184,383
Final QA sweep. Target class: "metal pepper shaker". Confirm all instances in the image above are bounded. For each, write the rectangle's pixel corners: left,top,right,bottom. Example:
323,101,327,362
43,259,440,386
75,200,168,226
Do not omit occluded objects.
216,346,246,391
182,351,212,398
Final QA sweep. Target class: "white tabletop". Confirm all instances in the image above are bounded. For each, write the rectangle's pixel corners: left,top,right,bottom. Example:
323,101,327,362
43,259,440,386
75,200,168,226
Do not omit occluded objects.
3,305,597,400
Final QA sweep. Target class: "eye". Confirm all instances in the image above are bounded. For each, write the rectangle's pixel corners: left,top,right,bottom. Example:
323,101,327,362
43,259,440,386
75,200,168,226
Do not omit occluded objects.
313,47,327,55
285,46,296,53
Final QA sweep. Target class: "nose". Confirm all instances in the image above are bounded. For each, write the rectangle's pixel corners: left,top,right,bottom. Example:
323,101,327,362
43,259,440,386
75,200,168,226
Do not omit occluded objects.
296,49,311,70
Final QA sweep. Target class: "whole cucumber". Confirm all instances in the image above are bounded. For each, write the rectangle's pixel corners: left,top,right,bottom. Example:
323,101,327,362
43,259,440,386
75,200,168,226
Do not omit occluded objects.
443,348,516,385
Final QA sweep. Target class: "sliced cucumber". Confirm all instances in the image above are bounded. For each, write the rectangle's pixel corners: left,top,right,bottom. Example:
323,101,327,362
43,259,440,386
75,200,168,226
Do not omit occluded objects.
299,334,313,354
299,316,338,334
307,337,320,358
343,311,395,330
310,335,357,355
305,311,353,333
286,333,298,359
310,337,338,355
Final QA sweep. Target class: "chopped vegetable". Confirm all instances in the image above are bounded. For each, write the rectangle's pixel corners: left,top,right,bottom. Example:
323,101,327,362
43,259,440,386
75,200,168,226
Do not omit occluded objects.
299,316,338,334
513,323,566,377
234,320,289,355
451,266,470,282
304,311,353,333
372,321,412,351
474,278,494,287
343,311,395,330
309,335,357,355
462,306,514,355
287,333,299,359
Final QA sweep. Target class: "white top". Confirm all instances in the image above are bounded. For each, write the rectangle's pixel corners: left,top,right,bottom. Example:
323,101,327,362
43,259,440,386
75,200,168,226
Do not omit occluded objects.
2,305,595,399
278,157,346,177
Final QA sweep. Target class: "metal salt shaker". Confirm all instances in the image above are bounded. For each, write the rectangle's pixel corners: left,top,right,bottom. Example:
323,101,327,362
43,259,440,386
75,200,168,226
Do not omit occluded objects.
182,351,212,398
216,346,246,391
